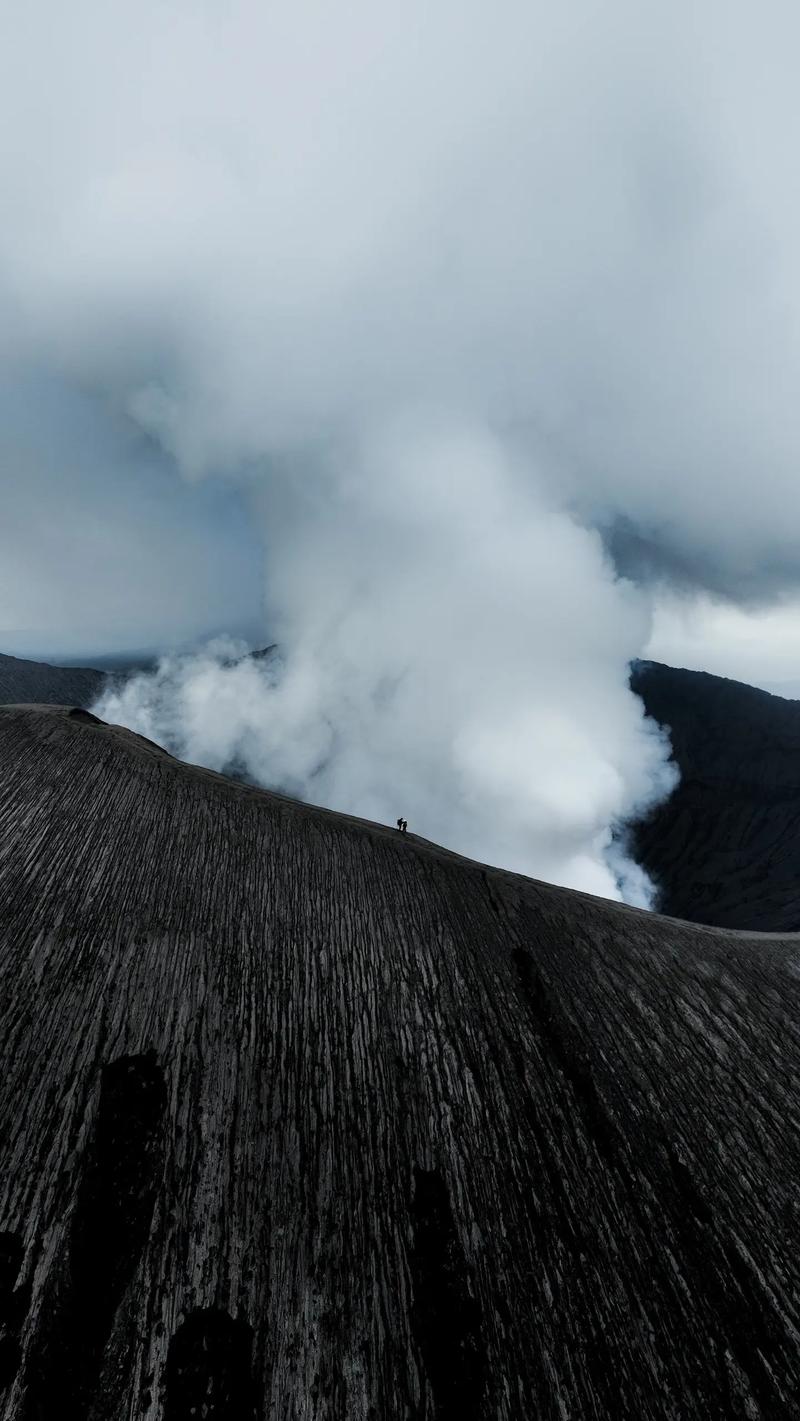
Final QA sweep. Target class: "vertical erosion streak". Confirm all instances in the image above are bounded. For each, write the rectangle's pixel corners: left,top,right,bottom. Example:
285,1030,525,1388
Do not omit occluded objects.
164,1308,257,1421
409,1166,487,1420
23,1051,167,1420
512,948,797,1417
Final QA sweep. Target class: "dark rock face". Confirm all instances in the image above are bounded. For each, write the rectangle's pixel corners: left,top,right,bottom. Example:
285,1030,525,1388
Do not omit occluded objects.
22,1053,167,1420
164,1309,257,1421
0,1236,24,1395
0,653,105,708
66,707,104,725
409,1167,486,1420
631,660,800,929
2,704,800,1417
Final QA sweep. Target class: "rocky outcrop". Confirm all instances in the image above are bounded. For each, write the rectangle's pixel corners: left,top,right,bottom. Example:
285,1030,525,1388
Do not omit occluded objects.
2,704,800,1416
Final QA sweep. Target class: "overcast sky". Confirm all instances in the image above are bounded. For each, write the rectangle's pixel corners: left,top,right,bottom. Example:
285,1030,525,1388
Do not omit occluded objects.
0,372,263,658
5,1,800,893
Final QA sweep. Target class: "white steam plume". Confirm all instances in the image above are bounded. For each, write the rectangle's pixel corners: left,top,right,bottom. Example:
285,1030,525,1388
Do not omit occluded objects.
96,422,675,900
3,0,799,895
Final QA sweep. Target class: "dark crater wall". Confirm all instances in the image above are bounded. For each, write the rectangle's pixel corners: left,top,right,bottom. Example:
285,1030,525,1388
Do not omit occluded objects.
2,705,800,1417
631,660,800,930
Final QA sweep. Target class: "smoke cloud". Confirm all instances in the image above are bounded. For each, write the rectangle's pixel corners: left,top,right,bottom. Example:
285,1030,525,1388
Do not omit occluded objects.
96,421,677,899
4,0,800,894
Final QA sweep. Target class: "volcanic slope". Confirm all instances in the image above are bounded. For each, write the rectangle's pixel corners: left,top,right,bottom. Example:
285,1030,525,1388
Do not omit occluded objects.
2,705,800,1419
631,660,800,931
0,652,105,707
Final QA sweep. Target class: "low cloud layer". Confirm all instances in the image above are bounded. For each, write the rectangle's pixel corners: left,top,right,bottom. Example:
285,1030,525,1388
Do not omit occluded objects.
647,592,800,701
5,1,800,893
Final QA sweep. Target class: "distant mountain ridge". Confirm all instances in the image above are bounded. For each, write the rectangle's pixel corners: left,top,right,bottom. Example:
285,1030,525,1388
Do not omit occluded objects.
631,660,800,931
0,651,106,708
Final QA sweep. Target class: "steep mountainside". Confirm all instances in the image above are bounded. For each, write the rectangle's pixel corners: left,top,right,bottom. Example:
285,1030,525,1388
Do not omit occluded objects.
0,652,105,708
5,646,799,935
631,660,800,930
1,704,800,1418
